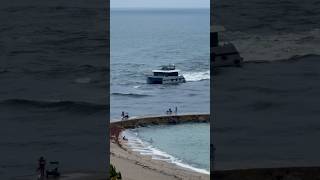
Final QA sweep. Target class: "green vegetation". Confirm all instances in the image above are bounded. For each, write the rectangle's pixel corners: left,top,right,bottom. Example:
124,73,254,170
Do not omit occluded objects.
110,164,122,180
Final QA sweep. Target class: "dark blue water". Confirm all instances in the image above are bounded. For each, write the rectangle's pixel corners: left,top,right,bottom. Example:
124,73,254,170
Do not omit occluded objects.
214,0,320,170
0,2,108,179
110,9,210,120
215,0,320,62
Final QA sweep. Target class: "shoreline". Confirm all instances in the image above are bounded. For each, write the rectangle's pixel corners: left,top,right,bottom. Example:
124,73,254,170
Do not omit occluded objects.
121,127,210,175
110,114,210,180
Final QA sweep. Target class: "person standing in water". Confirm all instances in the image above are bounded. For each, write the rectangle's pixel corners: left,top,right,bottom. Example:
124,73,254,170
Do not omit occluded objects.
175,106,178,114
121,111,125,120
37,156,46,179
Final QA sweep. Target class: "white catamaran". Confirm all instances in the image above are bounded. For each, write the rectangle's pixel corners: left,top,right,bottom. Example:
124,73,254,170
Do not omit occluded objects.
146,64,186,84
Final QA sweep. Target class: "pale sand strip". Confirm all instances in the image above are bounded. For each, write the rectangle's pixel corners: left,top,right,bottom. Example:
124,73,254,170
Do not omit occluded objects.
110,139,210,180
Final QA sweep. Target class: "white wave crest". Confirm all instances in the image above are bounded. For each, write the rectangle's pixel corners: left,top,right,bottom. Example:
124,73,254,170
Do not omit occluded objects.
122,130,210,175
183,70,210,82
232,28,320,62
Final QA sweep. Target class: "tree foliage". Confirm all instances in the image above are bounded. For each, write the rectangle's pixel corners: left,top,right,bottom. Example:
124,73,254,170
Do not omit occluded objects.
110,164,122,180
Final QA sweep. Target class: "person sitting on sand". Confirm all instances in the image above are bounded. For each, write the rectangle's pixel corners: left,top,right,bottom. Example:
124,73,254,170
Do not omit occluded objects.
124,112,129,119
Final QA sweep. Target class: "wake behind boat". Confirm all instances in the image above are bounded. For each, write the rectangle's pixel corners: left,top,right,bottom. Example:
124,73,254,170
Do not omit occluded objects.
147,64,186,84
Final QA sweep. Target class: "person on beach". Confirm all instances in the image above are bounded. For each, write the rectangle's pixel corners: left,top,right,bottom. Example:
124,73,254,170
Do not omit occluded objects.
121,111,124,119
37,156,46,179
169,108,172,114
175,106,178,114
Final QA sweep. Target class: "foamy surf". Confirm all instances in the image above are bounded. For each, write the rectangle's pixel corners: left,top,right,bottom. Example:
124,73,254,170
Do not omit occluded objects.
183,70,210,82
121,130,210,175
231,28,320,62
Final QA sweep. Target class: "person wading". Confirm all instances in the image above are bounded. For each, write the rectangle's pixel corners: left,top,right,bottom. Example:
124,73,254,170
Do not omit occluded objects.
37,156,46,179
121,111,125,120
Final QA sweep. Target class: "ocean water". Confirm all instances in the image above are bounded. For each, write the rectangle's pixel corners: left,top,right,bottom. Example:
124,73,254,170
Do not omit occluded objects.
214,0,320,62
110,9,210,120
213,0,320,169
122,123,210,174
0,1,108,179
111,9,210,175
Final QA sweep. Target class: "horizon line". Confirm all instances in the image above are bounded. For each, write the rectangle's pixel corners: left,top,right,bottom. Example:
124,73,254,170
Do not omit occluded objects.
110,7,210,10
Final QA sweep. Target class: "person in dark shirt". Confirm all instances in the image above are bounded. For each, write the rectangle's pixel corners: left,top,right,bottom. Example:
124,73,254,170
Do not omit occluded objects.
37,156,46,179
121,111,125,120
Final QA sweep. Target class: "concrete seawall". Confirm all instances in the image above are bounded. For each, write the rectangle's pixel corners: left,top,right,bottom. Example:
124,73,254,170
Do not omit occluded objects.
110,113,210,129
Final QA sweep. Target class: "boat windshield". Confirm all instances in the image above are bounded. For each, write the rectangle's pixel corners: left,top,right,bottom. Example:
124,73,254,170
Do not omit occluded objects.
153,71,178,76
161,64,175,70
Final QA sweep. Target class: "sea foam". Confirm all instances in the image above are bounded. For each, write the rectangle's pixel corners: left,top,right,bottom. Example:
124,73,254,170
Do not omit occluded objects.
183,70,210,82
121,129,210,175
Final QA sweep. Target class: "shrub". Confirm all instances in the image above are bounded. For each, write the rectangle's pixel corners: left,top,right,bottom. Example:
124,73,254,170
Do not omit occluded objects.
110,164,122,180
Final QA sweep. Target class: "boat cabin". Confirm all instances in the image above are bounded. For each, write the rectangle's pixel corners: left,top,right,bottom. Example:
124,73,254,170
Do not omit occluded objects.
211,25,243,67
147,64,186,84
152,70,179,77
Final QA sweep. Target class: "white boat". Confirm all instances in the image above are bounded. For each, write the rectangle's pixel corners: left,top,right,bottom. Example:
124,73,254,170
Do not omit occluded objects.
211,25,243,67
146,64,186,84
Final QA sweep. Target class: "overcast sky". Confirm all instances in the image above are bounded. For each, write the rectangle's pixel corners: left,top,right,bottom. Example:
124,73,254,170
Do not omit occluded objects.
111,0,209,9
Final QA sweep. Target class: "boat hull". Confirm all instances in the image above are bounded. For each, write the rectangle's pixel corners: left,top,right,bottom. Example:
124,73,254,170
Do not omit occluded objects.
147,76,186,84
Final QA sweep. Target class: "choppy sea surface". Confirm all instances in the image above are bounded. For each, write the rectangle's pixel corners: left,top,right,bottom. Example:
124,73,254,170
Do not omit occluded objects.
215,0,320,62
122,123,210,174
0,1,107,179
111,8,210,175
110,9,210,120
214,0,320,169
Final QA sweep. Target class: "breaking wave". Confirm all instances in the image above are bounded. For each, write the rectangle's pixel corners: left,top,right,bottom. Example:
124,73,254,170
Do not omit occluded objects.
183,70,210,82
122,130,210,175
111,92,150,98
0,99,107,113
231,28,320,62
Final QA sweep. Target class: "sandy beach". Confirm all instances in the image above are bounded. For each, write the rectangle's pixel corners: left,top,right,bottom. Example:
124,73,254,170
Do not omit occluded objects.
110,126,210,180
